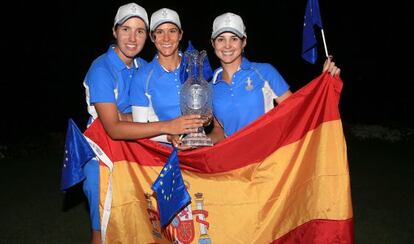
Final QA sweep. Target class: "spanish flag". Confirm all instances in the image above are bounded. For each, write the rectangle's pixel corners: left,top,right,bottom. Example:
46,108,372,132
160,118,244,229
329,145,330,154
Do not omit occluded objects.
84,72,353,243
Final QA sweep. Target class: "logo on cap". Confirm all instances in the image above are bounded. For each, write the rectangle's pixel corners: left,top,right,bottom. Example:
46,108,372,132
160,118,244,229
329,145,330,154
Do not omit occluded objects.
130,5,137,13
224,16,232,25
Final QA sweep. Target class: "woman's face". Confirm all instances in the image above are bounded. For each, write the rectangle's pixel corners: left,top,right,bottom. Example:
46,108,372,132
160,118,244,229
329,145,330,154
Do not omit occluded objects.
151,23,183,58
113,17,147,65
212,32,246,65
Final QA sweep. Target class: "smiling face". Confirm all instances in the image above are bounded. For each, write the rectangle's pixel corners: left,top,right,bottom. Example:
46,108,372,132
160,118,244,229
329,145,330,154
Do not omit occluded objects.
212,32,246,65
112,17,147,66
151,22,183,58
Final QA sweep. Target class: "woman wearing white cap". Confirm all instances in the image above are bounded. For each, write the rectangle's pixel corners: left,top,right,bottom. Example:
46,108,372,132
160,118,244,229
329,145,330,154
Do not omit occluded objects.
208,12,340,143
82,4,202,243
130,8,199,148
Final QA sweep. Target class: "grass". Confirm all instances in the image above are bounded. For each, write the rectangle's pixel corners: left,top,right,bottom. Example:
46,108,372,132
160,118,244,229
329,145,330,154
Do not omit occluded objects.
0,133,90,243
348,137,414,243
0,127,413,243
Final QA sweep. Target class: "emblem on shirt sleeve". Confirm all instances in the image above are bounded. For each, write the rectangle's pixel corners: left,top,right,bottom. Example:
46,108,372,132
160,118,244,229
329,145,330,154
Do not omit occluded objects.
245,77,254,91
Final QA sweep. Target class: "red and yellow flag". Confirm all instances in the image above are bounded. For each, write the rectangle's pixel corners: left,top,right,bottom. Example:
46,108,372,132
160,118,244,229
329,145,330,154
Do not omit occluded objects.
84,73,353,243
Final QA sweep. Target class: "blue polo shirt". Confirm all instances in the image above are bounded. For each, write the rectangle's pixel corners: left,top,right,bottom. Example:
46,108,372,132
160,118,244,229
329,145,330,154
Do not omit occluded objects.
129,54,184,121
212,58,289,136
81,45,147,231
84,45,147,117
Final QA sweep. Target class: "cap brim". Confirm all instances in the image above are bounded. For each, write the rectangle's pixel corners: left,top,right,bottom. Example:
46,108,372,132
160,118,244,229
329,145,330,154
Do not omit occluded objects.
211,27,245,39
150,20,181,32
114,15,148,28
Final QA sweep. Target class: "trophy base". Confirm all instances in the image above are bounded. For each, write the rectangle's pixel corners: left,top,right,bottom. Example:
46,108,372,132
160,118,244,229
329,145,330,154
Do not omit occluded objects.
182,132,213,147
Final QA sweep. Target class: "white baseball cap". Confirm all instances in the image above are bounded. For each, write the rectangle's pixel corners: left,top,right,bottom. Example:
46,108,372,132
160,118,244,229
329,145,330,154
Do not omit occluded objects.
150,8,181,32
211,12,246,39
114,3,149,28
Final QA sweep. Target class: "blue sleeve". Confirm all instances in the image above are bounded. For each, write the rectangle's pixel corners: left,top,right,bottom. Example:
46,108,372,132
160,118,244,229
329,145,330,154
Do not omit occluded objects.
129,68,150,107
87,67,116,104
263,63,290,96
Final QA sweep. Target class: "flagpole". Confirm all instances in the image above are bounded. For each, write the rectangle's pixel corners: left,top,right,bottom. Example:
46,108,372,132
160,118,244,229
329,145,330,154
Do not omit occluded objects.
320,29,329,58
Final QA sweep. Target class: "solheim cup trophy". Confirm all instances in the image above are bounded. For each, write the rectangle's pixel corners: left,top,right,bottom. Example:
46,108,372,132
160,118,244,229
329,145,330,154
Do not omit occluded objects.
180,49,213,147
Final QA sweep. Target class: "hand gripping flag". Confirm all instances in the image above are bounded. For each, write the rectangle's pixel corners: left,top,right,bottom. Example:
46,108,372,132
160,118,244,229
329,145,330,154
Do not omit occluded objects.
302,0,324,64
60,118,95,191
151,148,191,228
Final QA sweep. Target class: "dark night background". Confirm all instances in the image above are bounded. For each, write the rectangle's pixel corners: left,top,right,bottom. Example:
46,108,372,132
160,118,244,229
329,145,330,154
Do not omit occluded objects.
0,0,413,242
2,0,413,139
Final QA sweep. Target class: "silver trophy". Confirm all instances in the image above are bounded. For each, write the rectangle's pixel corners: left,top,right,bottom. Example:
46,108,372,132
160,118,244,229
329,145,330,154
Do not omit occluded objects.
180,49,213,147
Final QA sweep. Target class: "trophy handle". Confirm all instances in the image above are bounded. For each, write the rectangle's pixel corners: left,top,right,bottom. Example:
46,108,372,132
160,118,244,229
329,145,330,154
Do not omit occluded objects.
198,50,207,66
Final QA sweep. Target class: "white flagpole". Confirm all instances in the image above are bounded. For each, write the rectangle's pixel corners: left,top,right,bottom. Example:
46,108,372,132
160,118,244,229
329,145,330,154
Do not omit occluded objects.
321,29,329,58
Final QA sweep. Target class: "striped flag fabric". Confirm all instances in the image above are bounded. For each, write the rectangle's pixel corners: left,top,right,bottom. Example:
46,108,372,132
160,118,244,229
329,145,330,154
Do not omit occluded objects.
84,72,353,243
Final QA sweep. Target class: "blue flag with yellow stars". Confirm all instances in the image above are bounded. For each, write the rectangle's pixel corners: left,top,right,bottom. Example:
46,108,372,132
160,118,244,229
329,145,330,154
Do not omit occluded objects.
60,118,95,191
302,0,324,64
151,148,191,228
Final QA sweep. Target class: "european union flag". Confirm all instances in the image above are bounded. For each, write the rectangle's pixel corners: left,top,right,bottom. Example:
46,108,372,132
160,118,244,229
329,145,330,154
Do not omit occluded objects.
60,118,95,191
180,40,213,83
302,0,324,64
151,148,191,228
